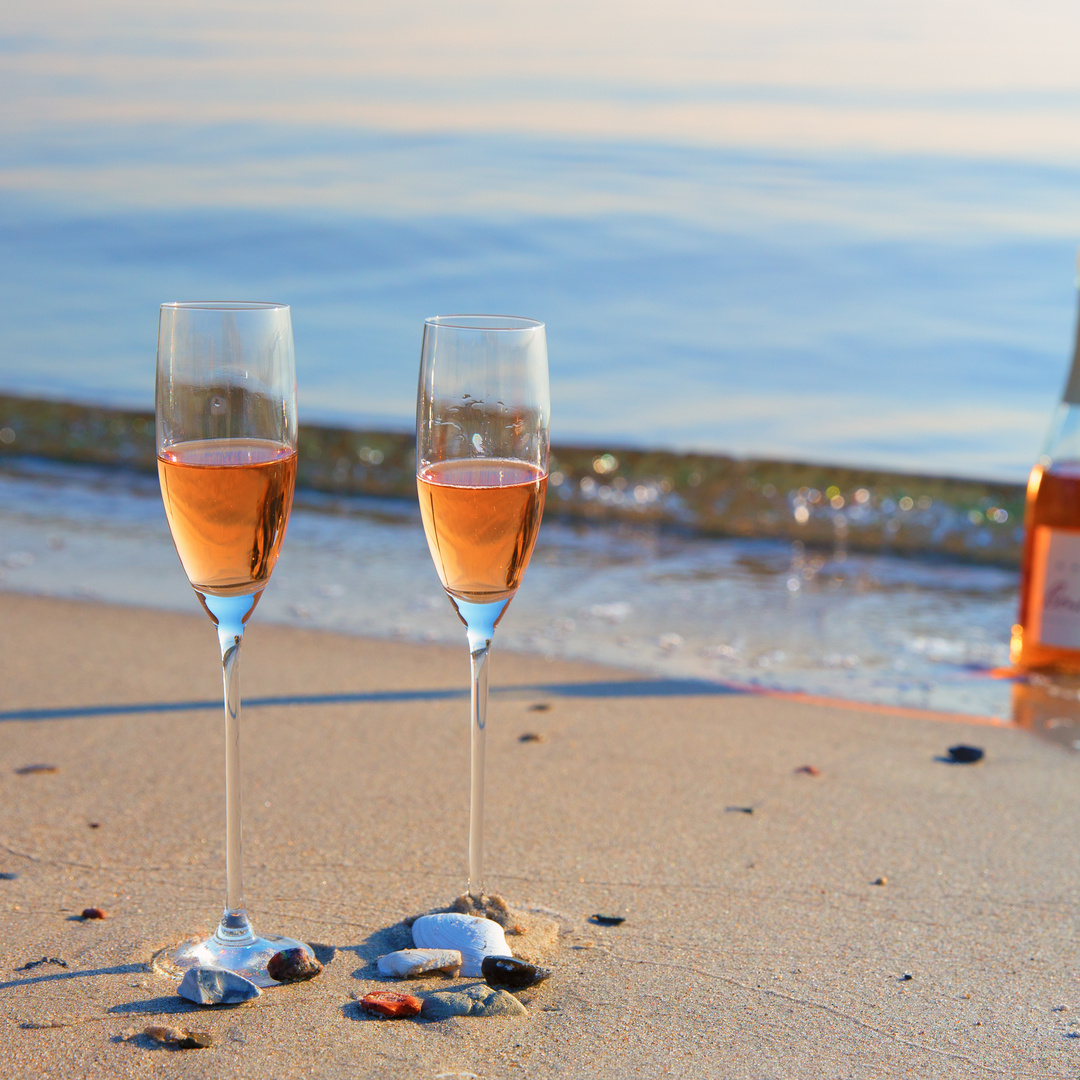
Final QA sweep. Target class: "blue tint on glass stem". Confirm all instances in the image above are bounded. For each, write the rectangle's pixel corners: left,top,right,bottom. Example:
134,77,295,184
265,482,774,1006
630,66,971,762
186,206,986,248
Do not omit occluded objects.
449,596,511,902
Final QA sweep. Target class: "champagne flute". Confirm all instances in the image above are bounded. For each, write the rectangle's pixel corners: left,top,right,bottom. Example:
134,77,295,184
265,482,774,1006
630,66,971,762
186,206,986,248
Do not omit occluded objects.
416,315,549,903
156,301,314,985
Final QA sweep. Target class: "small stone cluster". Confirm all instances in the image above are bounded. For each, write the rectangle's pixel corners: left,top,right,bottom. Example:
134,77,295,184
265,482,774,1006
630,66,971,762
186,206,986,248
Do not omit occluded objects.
360,904,554,1022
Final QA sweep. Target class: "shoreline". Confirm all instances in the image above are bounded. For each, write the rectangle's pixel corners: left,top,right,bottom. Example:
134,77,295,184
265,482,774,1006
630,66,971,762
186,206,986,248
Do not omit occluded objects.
0,391,1024,566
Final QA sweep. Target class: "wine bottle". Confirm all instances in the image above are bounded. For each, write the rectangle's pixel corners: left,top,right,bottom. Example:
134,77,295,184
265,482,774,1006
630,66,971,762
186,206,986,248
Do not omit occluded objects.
1012,256,1080,671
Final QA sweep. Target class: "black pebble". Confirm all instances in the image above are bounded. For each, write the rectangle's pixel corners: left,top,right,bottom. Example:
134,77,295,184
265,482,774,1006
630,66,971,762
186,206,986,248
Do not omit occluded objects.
267,947,323,983
527,703,551,712
589,914,626,926
725,805,754,814
17,957,68,971
946,745,984,764
0,872,18,881
482,955,551,990
519,733,545,743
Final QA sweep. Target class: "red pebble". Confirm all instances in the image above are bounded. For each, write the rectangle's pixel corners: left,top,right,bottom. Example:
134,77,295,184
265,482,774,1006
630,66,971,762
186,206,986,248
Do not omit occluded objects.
81,907,107,920
794,765,821,776
360,991,422,1019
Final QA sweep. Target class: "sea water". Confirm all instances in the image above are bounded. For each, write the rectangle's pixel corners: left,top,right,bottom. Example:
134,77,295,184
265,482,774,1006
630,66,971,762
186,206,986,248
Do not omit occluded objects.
0,461,1015,718
2,0,1076,717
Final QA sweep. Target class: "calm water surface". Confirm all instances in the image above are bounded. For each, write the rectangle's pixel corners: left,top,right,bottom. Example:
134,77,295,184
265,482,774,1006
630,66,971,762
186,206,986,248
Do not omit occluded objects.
3,1,1080,479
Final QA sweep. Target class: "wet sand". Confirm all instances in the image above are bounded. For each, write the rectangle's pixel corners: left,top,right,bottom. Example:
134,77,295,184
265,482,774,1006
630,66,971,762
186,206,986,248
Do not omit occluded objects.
1,592,1078,1078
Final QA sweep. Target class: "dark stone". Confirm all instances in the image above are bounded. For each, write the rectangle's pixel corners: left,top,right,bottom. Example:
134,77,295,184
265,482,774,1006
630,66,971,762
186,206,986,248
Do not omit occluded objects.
519,732,545,742
177,967,261,1005
15,764,58,775
482,955,551,990
589,914,626,926
0,872,18,881
946,745,984,764
16,957,68,971
527,703,551,712
725,806,754,814
80,907,107,920
267,948,322,983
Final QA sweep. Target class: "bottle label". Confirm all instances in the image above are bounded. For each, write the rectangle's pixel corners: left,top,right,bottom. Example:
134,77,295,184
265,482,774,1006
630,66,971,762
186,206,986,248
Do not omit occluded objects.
1029,526,1080,648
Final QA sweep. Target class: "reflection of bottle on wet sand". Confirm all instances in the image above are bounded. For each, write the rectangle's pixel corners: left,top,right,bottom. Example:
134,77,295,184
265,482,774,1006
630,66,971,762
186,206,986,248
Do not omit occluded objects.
1011,676,1080,752
1012,252,1080,673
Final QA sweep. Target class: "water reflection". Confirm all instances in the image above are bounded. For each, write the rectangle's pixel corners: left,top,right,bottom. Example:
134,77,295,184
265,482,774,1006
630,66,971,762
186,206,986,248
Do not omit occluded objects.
1011,675,1080,753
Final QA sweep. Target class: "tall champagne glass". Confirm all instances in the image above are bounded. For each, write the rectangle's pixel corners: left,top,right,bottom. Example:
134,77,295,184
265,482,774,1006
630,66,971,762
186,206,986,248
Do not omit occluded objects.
416,315,549,902
156,301,314,984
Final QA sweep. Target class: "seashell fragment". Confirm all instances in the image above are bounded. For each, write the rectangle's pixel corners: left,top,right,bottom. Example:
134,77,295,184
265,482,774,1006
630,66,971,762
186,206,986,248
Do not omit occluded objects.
177,967,261,1005
411,914,510,977
377,948,462,979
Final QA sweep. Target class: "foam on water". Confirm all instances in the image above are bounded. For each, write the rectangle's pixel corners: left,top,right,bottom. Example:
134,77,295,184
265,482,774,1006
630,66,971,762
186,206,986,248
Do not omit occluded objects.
0,461,1015,718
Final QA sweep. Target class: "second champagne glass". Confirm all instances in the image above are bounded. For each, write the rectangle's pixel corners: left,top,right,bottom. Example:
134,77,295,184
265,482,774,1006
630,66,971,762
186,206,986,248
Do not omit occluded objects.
157,301,314,984
416,314,549,903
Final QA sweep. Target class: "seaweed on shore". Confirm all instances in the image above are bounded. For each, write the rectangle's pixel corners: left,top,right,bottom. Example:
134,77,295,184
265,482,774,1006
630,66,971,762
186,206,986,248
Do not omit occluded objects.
0,392,1024,566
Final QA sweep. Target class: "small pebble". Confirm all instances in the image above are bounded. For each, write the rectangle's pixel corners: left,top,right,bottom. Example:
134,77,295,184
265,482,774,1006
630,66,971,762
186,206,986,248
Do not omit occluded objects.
900,972,913,982
88,822,101,829
359,991,422,1019
15,764,58,775
177,967,261,1006
519,733,546,743
946,745,984,764
872,876,887,886
527,703,551,712
80,907,107,920
725,806,753,814
482,955,551,990
589,914,625,926
267,948,322,983
794,765,821,776
16,957,68,971
0,872,19,881
144,1025,213,1049
421,985,526,1019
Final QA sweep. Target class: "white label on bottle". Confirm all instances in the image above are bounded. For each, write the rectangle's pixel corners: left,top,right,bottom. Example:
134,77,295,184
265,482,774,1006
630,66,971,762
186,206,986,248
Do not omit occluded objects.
1033,527,1080,648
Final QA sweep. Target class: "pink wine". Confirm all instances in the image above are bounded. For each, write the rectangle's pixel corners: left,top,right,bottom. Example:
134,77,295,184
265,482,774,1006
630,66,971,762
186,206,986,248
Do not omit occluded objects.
158,439,297,597
1012,463,1080,672
417,458,547,603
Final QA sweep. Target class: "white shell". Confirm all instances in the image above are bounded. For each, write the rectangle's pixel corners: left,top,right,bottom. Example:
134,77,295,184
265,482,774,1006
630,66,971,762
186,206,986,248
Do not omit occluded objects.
377,948,463,979
411,914,510,977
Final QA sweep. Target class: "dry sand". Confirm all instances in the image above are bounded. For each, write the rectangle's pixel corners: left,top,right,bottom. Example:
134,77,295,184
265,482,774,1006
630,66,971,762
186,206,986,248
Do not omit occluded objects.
1,592,1079,1078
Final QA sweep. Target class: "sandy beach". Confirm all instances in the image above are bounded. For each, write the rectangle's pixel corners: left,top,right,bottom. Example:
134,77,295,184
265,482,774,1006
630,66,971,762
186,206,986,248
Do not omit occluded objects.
2,591,1079,1078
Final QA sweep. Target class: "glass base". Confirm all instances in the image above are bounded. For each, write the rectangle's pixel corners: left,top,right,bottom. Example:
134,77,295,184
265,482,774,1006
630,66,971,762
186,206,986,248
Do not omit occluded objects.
173,929,314,988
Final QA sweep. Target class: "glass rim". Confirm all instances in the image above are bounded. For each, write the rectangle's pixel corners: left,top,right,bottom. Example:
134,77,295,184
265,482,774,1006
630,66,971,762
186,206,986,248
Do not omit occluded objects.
160,301,290,311
424,314,544,331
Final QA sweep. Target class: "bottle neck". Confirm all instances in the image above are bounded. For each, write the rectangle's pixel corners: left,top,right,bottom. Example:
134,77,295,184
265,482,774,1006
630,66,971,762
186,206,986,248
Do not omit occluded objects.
1063,300,1080,406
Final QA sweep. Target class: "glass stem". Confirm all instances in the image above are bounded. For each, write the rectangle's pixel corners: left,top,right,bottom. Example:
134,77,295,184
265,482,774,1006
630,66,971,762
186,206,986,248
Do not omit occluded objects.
467,628,491,903
200,592,261,945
